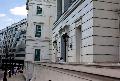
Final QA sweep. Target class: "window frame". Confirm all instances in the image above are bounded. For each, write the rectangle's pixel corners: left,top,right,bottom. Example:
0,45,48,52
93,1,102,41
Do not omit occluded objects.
36,6,43,15
35,24,42,37
34,49,40,61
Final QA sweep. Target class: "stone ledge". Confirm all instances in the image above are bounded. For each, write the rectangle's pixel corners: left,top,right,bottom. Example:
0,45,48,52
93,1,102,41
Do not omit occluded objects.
37,62,120,79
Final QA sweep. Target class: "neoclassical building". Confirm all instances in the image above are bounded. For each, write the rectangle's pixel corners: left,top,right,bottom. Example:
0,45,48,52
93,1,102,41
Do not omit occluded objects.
24,0,56,80
52,0,120,63
23,0,120,81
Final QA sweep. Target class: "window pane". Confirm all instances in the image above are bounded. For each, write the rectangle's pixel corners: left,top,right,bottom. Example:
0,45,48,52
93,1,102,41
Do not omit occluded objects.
16,54,25,57
37,6,42,14
35,32,41,37
35,25,41,37
34,49,40,61
36,25,41,31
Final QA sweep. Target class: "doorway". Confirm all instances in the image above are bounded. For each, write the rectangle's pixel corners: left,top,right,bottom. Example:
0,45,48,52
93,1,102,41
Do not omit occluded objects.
61,33,69,62
76,26,82,63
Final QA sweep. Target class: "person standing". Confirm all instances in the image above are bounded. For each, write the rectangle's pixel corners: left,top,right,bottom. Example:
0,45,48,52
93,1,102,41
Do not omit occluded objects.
3,70,7,81
8,70,11,77
3,77,7,81
12,68,14,75
14,67,17,75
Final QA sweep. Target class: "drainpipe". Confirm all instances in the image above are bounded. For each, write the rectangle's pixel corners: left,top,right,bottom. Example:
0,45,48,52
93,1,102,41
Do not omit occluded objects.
118,11,120,63
116,9,120,63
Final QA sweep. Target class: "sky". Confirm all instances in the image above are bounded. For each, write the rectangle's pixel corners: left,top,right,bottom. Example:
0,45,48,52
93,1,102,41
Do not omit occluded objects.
0,0,27,30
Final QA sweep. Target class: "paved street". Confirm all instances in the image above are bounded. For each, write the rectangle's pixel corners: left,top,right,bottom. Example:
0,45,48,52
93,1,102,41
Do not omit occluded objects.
0,73,25,81
7,73,25,81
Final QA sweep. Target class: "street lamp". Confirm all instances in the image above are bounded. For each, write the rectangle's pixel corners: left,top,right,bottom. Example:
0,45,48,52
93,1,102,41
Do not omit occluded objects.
53,40,57,48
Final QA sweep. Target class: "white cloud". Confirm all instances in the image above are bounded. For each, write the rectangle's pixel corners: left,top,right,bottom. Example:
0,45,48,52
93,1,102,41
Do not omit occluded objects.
0,17,14,30
0,14,6,17
7,18,14,22
10,5,27,16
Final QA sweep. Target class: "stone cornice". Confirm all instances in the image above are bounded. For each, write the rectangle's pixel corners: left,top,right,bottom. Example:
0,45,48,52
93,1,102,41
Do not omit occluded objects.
53,0,84,30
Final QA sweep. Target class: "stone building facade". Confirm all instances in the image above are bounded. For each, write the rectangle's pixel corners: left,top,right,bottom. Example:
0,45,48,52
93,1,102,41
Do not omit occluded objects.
24,0,56,80
24,0,120,81
52,0,120,63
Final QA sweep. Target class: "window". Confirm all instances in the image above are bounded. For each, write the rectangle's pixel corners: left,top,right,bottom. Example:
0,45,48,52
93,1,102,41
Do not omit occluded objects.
16,54,25,57
15,28,18,31
36,6,42,15
35,25,41,37
16,38,20,41
18,48,25,51
34,49,40,61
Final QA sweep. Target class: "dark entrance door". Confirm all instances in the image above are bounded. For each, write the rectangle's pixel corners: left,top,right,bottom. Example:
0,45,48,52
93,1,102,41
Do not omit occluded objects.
61,33,69,62
61,35,66,62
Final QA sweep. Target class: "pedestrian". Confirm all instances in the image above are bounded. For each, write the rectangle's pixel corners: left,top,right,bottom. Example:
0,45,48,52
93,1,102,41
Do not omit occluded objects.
8,70,11,77
14,67,17,75
3,70,7,81
3,77,7,81
17,67,19,73
3,70,7,77
12,68,14,75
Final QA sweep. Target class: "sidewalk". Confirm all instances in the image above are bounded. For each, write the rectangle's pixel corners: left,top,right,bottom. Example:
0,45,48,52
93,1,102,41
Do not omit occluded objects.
1,73,25,81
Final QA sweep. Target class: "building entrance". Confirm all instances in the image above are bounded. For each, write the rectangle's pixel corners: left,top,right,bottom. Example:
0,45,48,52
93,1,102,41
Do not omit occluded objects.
61,33,69,62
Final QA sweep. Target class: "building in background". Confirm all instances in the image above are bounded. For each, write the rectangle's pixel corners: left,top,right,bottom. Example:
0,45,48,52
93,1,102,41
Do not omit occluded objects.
0,31,3,66
24,0,56,81
0,19,27,69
